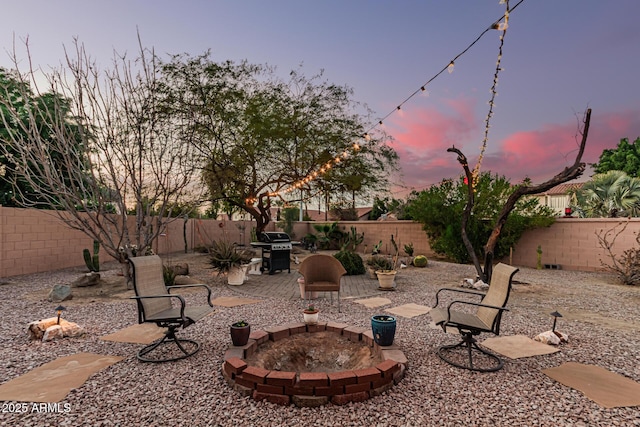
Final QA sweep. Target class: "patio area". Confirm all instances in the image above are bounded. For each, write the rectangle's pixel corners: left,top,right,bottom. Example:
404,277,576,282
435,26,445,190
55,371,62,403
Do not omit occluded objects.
1,251,639,426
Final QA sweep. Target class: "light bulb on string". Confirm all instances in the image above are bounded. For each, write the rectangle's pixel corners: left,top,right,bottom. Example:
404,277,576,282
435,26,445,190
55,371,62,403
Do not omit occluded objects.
447,61,455,74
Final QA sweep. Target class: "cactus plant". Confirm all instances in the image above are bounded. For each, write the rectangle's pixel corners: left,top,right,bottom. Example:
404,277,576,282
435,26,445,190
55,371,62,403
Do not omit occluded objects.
83,240,100,272
413,255,428,268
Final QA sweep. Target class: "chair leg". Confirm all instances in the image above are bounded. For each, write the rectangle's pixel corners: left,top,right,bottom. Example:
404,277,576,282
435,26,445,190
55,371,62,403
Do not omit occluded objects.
437,332,503,372
137,324,200,363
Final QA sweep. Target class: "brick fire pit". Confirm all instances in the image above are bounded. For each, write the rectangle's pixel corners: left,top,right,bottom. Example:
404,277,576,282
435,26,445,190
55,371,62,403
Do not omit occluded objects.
222,321,407,407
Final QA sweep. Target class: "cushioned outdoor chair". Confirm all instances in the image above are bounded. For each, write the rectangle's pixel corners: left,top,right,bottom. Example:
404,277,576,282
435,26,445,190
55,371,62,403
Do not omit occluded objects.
298,254,347,312
129,255,214,362
430,262,519,372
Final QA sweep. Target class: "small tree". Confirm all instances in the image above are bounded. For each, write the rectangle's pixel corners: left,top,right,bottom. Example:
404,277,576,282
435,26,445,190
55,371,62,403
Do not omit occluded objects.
0,39,203,282
158,55,398,235
448,108,592,281
406,172,555,264
592,137,640,178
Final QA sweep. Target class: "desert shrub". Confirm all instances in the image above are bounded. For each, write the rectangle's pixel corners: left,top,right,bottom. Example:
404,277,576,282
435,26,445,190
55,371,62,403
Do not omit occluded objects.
405,172,555,263
334,250,365,275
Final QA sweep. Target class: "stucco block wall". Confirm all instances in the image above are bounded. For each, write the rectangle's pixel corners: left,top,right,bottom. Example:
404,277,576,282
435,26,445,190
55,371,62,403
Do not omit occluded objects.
2,206,639,278
0,207,102,276
508,218,639,271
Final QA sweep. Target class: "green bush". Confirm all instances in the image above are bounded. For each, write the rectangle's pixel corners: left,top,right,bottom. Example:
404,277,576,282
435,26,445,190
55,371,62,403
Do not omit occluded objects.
413,255,428,267
334,250,365,275
405,172,555,263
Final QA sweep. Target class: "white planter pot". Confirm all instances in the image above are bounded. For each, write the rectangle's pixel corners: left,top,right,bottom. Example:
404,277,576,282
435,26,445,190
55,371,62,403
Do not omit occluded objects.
376,270,397,289
303,311,319,325
227,265,248,286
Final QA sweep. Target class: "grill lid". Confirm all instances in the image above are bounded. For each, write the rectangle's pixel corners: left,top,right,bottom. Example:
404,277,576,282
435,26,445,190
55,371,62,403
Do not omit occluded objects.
259,232,291,243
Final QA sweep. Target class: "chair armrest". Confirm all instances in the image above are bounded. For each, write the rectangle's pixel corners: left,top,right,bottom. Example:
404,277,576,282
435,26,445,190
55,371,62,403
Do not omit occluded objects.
433,287,485,308
131,294,187,323
447,299,509,312
167,284,214,307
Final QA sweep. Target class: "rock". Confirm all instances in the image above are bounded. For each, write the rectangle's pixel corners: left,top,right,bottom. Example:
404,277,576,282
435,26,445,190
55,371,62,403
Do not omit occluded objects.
174,275,200,285
472,280,489,291
42,325,64,341
534,330,569,345
172,263,189,276
48,284,73,302
60,321,84,338
71,272,101,287
28,317,84,341
28,317,58,340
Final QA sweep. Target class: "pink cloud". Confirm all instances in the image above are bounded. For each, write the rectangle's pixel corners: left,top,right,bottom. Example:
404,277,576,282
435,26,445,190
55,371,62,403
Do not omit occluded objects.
385,96,479,190
487,111,640,184
386,107,640,194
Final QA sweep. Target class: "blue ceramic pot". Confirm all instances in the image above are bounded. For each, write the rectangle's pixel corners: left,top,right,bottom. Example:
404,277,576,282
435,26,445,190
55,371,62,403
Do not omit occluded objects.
371,315,396,346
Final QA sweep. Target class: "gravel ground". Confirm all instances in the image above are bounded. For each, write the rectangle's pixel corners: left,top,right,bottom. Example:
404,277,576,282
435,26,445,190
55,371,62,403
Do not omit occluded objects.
1,253,639,427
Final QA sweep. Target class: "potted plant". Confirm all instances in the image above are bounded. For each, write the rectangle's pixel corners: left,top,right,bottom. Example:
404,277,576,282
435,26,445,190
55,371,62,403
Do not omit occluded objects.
375,233,401,289
230,320,251,346
366,255,393,279
209,239,253,285
303,305,319,325
371,314,396,346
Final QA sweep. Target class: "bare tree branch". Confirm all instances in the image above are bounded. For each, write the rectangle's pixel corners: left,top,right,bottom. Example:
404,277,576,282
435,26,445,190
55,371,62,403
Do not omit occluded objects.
449,108,591,281
0,37,205,284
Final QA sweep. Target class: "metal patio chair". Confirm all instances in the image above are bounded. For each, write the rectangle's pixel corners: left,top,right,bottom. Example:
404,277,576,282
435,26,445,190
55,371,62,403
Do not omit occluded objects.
430,262,519,372
129,255,214,362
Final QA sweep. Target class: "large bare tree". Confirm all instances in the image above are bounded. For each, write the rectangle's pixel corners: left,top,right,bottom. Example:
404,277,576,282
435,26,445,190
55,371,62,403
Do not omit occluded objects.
449,108,592,281
0,39,203,276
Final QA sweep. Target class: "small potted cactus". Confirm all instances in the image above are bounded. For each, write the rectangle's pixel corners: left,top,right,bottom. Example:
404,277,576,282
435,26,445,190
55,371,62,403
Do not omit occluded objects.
303,305,319,325
230,320,251,346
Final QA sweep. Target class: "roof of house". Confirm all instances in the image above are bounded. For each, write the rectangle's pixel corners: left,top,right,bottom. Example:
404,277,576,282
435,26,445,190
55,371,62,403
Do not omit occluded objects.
535,182,584,195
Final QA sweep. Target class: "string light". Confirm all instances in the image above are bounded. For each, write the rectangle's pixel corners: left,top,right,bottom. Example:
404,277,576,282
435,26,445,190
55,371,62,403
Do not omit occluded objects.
262,0,523,202
447,61,455,74
472,0,510,185
362,0,524,136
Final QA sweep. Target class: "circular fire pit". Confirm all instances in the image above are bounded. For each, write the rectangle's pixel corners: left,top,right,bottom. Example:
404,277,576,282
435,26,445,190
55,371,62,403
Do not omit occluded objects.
222,322,407,407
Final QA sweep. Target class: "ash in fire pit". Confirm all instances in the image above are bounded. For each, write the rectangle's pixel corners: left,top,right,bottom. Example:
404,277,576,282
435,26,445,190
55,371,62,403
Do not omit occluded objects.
245,331,382,373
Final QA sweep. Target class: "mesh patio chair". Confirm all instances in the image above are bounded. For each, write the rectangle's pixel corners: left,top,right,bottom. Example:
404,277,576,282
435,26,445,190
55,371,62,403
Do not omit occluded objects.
430,262,519,372
129,255,214,362
298,254,347,312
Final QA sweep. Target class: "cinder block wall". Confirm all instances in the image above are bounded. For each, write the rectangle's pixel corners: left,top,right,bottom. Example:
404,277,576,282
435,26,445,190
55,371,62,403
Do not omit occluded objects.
507,217,639,271
2,206,639,278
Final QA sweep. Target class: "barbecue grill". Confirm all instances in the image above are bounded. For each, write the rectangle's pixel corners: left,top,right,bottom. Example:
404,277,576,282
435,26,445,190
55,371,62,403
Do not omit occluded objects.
251,232,292,275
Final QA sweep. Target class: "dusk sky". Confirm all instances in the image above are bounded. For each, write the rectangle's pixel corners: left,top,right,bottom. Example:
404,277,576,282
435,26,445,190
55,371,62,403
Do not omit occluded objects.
3,1,640,198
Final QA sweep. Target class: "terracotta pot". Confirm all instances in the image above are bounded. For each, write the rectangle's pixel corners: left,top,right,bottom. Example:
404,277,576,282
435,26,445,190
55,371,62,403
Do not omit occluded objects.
376,270,397,289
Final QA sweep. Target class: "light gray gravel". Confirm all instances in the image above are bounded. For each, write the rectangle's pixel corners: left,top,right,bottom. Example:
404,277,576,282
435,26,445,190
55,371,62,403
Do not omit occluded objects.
1,254,639,426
